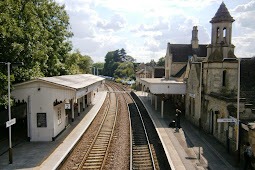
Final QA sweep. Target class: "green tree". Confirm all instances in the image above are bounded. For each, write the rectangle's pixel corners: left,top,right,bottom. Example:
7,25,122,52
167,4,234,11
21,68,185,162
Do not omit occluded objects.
93,63,104,75
157,57,165,66
114,62,135,79
104,51,119,77
64,51,92,74
103,48,135,77
0,0,73,106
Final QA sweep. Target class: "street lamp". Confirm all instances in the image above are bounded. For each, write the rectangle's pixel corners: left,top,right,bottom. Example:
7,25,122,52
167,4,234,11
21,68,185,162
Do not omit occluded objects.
236,58,240,151
0,62,23,164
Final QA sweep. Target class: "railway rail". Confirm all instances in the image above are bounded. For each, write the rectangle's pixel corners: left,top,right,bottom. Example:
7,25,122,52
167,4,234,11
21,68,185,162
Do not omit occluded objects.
108,82,156,170
77,84,118,169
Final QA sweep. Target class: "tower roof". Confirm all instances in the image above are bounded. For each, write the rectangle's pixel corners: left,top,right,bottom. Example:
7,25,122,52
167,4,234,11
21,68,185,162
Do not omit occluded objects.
210,2,235,23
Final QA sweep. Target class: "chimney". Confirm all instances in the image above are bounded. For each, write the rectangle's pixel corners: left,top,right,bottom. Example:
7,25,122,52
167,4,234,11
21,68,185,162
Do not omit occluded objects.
191,26,199,49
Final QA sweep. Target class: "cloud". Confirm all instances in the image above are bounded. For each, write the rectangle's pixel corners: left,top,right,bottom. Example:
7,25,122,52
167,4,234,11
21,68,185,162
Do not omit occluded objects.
233,0,255,12
231,1,255,58
96,14,127,32
233,34,255,58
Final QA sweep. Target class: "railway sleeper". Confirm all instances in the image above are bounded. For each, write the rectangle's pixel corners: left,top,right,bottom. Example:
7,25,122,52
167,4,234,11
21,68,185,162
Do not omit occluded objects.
82,164,101,169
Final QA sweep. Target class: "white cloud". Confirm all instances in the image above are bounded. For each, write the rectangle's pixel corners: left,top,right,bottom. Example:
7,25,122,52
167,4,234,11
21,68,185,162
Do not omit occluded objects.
233,0,255,12
96,14,127,32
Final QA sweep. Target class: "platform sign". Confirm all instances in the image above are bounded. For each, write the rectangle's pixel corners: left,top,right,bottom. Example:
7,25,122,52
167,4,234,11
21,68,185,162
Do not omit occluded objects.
189,93,195,98
65,103,70,109
6,118,16,128
217,118,236,123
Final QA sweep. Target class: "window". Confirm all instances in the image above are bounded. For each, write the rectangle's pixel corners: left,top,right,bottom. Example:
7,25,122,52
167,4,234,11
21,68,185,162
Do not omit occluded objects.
222,70,226,87
217,27,220,38
57,107,62,125
223,28,227,38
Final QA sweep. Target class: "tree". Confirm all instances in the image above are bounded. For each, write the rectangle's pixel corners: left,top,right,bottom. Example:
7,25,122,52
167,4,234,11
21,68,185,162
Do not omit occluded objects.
64,51,92,74
157,57,165,66
0,0,73,107
78,55,92,74
93,63,104,75
0,0,73,77
103,48,135,77
114,62,135,79
104,51,119,77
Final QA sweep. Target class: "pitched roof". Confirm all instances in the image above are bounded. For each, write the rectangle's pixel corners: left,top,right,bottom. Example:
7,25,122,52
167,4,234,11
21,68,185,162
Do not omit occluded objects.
173,65,187,78
210,2,235,23
169,44,207,62
14,74,105,90
207,49,223,62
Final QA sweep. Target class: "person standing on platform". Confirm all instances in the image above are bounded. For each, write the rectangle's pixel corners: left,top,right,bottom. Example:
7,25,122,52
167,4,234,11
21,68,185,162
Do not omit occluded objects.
244,142,254,170
175,102,182,129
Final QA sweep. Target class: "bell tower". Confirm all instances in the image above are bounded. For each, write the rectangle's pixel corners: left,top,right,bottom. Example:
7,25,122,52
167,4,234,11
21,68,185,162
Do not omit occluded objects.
206,2,236,61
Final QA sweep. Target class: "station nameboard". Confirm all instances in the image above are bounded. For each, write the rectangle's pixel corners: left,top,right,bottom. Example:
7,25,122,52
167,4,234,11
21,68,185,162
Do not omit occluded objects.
217,118,236,123
6,118,16,128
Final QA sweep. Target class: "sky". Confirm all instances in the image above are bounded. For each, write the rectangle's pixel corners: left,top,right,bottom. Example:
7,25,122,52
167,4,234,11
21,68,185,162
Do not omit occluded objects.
55,0,255,63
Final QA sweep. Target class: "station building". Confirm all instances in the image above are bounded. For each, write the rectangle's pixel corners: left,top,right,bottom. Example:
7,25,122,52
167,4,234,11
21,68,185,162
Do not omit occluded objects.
137,2,255,155
11,74,105,141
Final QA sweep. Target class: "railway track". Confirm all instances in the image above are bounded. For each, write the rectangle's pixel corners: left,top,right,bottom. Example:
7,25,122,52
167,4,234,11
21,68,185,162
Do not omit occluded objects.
77,84,118,169
109,82,156,170
61,81,168,170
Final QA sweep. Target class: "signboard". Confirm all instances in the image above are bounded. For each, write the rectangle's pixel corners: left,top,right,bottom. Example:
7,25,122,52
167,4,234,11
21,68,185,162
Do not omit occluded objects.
6,118,16,128
189,93,195,98
65,103,71,109
37,113,47,127
217,118,236,123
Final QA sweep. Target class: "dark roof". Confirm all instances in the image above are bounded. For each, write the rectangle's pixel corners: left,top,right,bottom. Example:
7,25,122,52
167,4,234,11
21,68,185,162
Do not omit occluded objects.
210,2,234,23
207,49,223,62
173,65,187,78
240,58,255,104
169,44,207,62
154,68,165,78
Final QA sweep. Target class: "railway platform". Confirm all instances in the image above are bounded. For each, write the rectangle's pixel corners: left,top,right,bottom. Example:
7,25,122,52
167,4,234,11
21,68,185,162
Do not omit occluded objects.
135,91,239,170
0,91,107,170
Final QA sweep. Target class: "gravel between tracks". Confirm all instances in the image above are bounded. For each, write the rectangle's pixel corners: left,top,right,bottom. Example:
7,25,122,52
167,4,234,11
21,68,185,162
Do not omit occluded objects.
103,93,130,169
60,94,109,170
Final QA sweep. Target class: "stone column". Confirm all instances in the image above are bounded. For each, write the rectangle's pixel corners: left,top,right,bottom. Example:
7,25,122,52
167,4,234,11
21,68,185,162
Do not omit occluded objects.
155,95,157,111
78,98,80,116
82,96,85,111
71,98,74,122
151,94,153,105
161,99,164,118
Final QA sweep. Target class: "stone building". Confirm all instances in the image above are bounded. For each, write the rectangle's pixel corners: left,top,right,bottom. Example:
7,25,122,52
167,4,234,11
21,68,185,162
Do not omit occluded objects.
136,2,255,156
185,2,255,154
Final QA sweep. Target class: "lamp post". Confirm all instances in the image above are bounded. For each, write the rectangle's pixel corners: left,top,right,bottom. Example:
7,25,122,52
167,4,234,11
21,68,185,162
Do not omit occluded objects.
236,58,240,151
0,62,23,164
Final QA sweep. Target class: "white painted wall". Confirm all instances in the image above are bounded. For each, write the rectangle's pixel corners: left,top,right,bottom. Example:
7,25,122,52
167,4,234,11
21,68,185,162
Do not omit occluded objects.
53,102,66,138
12,81,75,141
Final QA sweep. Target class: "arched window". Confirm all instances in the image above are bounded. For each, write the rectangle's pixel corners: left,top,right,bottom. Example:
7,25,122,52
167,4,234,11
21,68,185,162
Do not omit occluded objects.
223,28,227,38
217,27,220,38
